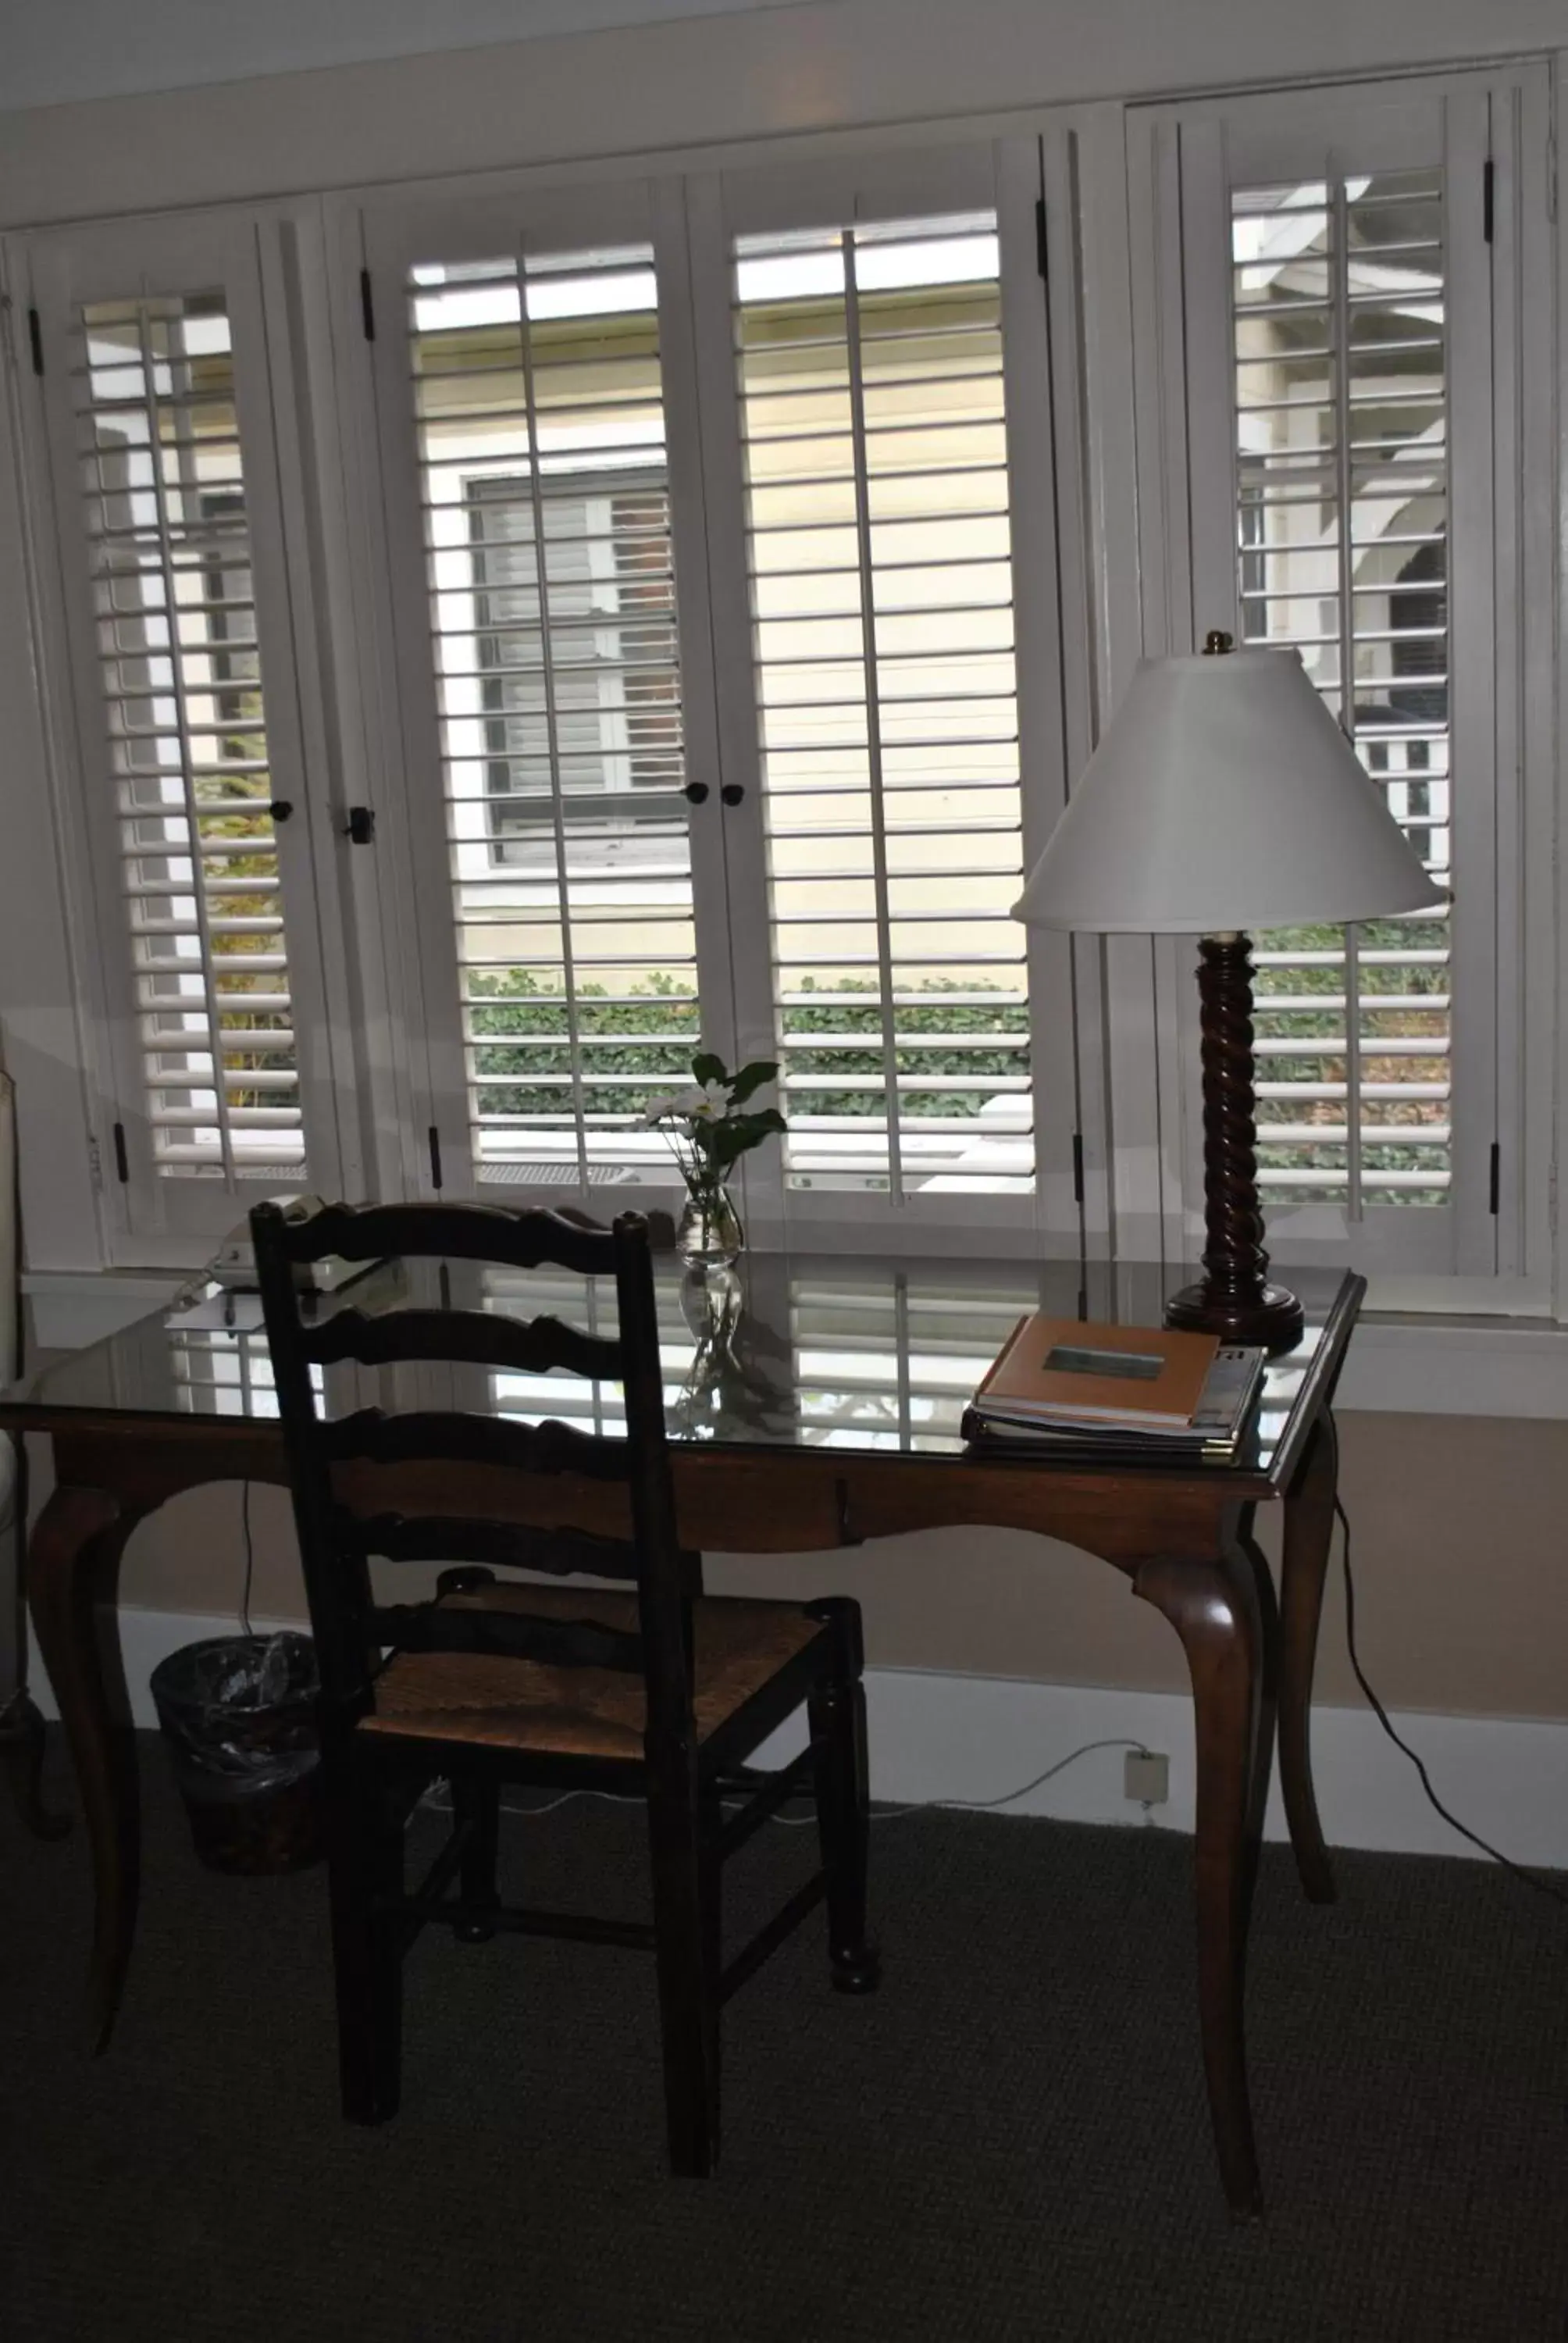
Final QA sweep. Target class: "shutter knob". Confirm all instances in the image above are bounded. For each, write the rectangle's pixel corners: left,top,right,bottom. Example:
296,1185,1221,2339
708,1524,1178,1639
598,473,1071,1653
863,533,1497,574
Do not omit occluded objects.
682,782,709,805
268,800,294,822
720,783,745,807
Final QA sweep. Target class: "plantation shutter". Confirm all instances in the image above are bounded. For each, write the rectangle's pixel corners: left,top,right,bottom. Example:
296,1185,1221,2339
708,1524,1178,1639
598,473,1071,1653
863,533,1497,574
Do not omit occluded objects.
685,143,1080,1247
23,215,341,1246
1164,80,1521,1279
1233,168,1454,1218
362,180,729,1204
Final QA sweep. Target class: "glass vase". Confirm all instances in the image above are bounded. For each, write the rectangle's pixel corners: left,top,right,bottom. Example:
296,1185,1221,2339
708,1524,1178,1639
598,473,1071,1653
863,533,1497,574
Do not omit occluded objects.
675,1182,744,1271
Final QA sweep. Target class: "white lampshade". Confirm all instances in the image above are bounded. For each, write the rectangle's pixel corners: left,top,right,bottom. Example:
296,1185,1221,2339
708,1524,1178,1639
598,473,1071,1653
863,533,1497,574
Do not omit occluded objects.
1013,647,1446,934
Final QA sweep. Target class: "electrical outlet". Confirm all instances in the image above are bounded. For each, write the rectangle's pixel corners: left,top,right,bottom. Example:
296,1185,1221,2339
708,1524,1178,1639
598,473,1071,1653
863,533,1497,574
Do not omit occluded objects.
1124,1749,1170,1806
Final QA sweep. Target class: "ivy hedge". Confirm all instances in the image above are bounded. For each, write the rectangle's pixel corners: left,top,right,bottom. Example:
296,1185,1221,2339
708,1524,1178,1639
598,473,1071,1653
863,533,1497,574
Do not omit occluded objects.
469,971,1028,1122
467,923,1450,1182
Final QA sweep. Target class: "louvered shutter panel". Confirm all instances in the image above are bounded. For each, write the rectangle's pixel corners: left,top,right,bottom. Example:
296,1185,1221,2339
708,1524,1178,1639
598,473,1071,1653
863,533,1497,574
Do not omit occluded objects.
77,295,304,1184
23,217,340,1246
1231,170,1452,1212
402,243,701,1190
729,212,1033,1201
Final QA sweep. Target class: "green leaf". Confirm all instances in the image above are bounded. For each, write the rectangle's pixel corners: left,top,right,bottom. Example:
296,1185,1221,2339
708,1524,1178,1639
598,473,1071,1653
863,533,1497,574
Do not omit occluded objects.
727,1059,777,1104
704,1107,787,1168
690,1050,726,1089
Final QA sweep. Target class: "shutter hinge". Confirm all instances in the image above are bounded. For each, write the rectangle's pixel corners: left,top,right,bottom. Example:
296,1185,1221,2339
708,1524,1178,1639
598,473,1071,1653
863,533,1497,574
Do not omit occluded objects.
1482,158,1495,244
112,1122,130,1185
86,1134,103,1192
1548,128,1559,224
359,267,376,342
1488,1141,1500,1216
27,306,43,376
1071,1130,1085,1207
1035,196,1049,284
343,804,376,844
427,1125,444,1192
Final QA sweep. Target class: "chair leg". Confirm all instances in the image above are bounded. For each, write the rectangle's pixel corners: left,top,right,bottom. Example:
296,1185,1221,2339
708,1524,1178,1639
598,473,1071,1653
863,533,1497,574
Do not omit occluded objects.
326,1748,404,2124
646,1758,721,2177
451,1772,500,1943
807,1599,879,1994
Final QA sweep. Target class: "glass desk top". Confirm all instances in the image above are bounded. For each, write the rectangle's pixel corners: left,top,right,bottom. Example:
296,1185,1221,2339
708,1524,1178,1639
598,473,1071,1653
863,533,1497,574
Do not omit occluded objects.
2,1254,1359,1493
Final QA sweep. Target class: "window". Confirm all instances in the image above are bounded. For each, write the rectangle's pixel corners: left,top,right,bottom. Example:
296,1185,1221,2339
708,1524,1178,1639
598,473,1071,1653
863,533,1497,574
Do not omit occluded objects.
363,147,1077,1245
7,87,1544,1293
467,470,681,865
1134,73,1542,1287
729,212,1033,1201
19,214,341,1248
386,230,705,1193
76,301,305,1187
1232,170,1452,1213
683,144,1080,1248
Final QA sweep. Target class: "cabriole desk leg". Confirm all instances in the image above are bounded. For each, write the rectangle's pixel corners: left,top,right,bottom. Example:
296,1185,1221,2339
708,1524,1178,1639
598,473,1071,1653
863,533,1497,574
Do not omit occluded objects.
1135,1539,1267,2222
1278,1412,1339,1904
27,1482,144,2052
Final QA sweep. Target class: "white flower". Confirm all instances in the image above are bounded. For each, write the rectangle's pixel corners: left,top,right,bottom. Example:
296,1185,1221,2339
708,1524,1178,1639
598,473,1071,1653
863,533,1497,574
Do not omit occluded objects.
643,1086,711,1127
690,1079,730,1120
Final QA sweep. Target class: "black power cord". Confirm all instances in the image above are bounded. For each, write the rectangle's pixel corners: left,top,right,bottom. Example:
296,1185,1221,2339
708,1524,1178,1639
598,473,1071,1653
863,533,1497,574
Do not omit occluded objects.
1337,1496,1567,1909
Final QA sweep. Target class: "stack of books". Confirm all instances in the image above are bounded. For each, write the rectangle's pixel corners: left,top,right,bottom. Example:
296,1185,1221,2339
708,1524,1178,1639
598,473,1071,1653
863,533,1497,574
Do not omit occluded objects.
961,1314,1265,1461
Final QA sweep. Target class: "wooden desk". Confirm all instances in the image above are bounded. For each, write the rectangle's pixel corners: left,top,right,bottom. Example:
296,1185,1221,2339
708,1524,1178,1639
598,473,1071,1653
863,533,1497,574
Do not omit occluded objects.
2,1251,1361,2218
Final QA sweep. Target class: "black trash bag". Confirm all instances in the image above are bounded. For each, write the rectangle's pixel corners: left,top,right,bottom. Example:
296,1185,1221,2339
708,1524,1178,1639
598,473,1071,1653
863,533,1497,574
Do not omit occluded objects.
150,1632,325,1875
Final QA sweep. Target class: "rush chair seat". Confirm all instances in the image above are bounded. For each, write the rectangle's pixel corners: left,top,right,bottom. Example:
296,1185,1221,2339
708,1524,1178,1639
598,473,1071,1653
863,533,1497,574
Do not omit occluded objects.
251,1198,877,2176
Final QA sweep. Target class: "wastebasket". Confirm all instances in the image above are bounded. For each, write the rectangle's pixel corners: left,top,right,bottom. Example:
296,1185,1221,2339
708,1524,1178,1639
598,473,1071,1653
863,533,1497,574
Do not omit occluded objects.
149,1632,324,1875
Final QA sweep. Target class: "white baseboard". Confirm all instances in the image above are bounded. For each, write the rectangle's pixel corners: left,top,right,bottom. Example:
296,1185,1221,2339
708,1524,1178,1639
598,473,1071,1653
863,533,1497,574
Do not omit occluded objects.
30,1605,1568,1871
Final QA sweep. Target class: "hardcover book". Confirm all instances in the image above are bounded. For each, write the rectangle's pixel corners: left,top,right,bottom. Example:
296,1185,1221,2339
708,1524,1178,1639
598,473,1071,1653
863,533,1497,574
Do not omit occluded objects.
964,1316,1267,1458
971,1314,1220,1431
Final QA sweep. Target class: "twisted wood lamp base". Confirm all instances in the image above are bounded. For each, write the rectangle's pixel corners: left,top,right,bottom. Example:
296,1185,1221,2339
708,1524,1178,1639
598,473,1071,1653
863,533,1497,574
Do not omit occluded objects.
1164,933,1305,1354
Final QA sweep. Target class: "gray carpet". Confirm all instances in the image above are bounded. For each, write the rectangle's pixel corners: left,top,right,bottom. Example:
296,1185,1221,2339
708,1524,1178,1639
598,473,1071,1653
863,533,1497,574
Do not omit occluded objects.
2,1734,1565,2343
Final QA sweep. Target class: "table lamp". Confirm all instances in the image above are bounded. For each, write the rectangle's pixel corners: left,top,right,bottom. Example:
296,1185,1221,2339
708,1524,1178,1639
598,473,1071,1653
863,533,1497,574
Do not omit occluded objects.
1014,633,1445,1350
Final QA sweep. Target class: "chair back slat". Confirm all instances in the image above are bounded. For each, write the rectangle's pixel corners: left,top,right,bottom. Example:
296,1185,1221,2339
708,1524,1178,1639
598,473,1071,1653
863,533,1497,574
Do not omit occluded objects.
300,1307,620,1381
368,1602,643,1674
321,1408,629,1482
337,1512,643,1583
251,1199,695,1733
265,1199,616,1275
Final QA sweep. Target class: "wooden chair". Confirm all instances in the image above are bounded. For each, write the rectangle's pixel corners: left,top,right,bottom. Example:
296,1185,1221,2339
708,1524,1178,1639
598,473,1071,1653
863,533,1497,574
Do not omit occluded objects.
251,1197,877,2174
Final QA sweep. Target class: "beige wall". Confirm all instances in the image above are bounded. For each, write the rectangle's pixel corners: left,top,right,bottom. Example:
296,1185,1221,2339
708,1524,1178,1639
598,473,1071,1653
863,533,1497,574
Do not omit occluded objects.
101,1407,1568,1721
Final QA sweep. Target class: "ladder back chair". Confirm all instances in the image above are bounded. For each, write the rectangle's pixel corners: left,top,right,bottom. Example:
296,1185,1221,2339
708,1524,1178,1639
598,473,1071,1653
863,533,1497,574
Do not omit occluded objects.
251,1198,877,2175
